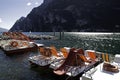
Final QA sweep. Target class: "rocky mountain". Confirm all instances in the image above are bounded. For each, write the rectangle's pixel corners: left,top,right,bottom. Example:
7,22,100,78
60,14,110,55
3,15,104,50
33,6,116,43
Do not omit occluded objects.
0,27,8,32
10,0,120,32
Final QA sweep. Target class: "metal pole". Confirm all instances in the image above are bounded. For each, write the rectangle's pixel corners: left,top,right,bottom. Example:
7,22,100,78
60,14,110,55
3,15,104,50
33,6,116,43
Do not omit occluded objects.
60,31,62,40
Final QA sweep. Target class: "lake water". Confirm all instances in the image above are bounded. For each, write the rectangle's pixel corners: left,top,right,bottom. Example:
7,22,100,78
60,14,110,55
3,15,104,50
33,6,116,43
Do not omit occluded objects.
0,32,120,80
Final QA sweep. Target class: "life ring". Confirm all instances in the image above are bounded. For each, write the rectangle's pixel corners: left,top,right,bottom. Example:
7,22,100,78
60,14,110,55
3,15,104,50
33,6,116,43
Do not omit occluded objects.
10,41,18,47
103,62,119,73
22,42,28,46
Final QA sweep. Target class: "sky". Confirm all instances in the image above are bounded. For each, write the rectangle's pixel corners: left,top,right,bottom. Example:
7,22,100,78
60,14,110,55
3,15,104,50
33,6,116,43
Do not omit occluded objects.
0,0,43,30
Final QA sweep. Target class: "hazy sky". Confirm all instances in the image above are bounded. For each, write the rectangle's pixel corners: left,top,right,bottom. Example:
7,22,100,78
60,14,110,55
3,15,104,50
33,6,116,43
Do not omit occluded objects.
0,0,43,30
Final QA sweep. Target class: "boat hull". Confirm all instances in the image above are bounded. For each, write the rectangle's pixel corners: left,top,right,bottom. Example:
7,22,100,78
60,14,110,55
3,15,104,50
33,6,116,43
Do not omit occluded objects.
2,45,38,56
29,60,50,68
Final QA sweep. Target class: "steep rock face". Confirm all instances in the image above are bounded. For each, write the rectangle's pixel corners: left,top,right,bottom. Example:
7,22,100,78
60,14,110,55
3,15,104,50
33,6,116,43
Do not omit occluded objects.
10,0,120,32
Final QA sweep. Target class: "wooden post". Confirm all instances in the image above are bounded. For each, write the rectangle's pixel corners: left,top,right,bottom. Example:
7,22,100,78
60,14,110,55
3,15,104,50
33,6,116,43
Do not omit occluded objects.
62,31,64,39
53,31,56,36
60,31,62,40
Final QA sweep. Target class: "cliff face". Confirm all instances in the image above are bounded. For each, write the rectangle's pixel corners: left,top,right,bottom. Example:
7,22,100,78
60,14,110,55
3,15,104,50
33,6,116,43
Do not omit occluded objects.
10,0,120,32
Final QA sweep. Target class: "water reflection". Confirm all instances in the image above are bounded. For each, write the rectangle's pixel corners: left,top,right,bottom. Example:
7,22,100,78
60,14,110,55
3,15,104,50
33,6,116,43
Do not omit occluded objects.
34,32,120,54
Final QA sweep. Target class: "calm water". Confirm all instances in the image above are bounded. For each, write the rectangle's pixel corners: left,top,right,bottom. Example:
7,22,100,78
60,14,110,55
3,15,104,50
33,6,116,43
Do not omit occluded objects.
0,32,120,80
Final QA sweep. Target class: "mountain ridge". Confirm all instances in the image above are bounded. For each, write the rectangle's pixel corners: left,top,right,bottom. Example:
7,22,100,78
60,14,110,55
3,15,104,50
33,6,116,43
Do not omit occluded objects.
10,0,120,32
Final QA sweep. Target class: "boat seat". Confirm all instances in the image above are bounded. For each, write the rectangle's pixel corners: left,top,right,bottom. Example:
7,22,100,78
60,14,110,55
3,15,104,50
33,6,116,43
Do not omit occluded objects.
39,47,51,57
87,51,96,61
50,46,59,57
60,48,68,58
102,53,110,62
79,54,92,63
